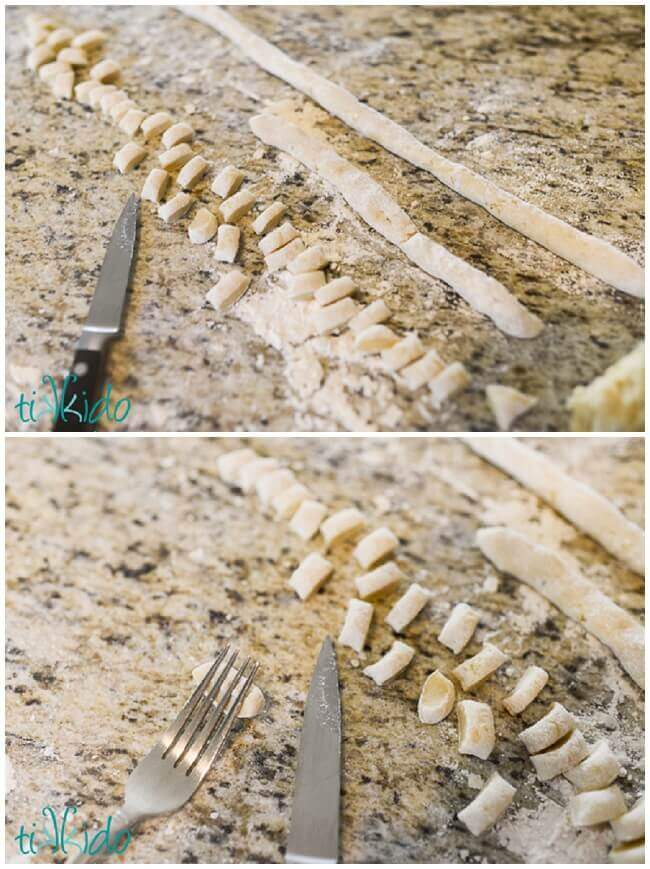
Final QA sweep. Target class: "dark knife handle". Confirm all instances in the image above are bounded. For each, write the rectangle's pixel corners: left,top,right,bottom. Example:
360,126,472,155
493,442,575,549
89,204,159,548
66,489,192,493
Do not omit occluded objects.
53,348,106,432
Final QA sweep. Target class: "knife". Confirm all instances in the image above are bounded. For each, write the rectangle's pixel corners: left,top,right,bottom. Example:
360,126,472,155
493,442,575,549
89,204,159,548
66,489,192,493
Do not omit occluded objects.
286,636,341,864
53,194,139,432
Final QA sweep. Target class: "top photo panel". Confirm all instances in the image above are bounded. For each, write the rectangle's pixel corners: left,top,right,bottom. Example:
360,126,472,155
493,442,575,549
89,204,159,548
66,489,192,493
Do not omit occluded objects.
6,4,644,433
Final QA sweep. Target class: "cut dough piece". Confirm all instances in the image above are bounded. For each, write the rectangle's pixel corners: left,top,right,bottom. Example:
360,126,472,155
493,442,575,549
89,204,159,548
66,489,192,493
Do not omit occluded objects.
158,143,194,171
400,349,445,391
27,44,55,70
438,603,479,655
110,99,137,123
355,561,404,601
287,270,326,300
119,108,147,137
140,111,172,142
385,583,429,633
354,527,399,569
565,740,623,792
382,333,424,372
272,483,311,520
458,773,516,836
51,71,74,100
265,237,305,273
57,47,87,67
212,165,245,198
611,798,644,843
192,659,264,719
418,670,455,724
162,122,194,150
259,221,298,256
502,666,549,716
38,60,72,83
430,362,471,408
355,325,399,353
178,155,209,190
188,208,219,245
313,297,359,335
486,384,538,431
338,598,374,653
26,23,51,49
90,58,120,83
348,299,392,334
88,83,117,109
289,499,328,541
252,201,287,235
238,458,279,493
609,841,645,864
100,89,128,115
46,27,75,51
141,168,170,204
289,553,334,600
530,729,589,779
159,192,193,224
72,29,107,50
206,269,251,312
74,80,101,104
113,142,146,174
255,468,295,507
321,507,365,548
457,700,495,759
468,440,644,576
219,189,256,223
216,448,257,486
569,342,644,433
452,643,507,691
519,702,576,754
315,276,356,307
570,785,627,827
287,243,329,275
363,640,414,686
214,224,240,262
476,527,645,687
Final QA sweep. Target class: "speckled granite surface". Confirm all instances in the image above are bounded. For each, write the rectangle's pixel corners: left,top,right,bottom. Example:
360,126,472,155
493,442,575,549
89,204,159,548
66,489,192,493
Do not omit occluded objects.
5,6,644,431
5,437,644,863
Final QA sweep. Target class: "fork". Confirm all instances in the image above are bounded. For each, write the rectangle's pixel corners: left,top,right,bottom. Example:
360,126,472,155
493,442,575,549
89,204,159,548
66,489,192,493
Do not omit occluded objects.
68,646,259,863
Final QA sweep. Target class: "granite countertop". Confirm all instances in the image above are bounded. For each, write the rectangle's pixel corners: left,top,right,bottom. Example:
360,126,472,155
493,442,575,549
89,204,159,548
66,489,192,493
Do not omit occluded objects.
5,5,644,432
5,437,644,863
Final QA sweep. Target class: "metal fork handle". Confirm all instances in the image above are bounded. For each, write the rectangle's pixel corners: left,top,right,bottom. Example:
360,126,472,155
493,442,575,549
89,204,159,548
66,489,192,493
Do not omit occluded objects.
67,806,140,864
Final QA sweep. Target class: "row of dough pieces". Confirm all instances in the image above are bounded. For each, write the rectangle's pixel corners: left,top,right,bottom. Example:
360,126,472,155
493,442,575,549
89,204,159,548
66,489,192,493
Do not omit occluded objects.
215,446,643,858
23,13,538,428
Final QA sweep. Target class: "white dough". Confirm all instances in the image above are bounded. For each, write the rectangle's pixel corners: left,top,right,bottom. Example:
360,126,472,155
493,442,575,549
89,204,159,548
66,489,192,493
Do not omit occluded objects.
355,561,404,601
259,221,299,255
355,325,399,353
206,269,251,312
486,384,538,431
452,643,507,691
113,142,146,174
219,189,256,223
159,192,193,224
457,699,495,759
565,740,623,792
458,773,516,836
400,349,445,391
289,552,333,600
314,276,356,307
338,599,374,653
141,168,170,204
272,483,311,520
312,297,359,335
162,122,194,149
192,659,264,719
252,201,287,235
611,798,644,843
321,507,365,547
140,111,172,141
177,155,209,190
438,603,479,655
289,499,328,541
353,527,398,569
287,243,330,275
214,225,241,262
212,165,245,198
158,143,194,171
216,448,257,486
502,666,549,716
188,208,219,245
385,583,429,633
348,299,392,334
265,237,305,273
286,270,326,300
430,362,471,408
363,640,414,685
418,670,455,724
519,702,576,754
531,729,590,781
570,785,627,827
381,333,424,371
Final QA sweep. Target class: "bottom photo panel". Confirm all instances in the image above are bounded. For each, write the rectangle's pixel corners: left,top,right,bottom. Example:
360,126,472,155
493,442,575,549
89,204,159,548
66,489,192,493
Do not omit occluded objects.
5,436,645,864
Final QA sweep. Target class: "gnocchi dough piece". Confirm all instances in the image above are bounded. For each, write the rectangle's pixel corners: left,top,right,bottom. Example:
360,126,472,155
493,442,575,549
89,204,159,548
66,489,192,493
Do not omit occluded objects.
255,468,296,507
400,349,445,391
418,670,455,724
355,325,399,353
26,23,51,49
119,108,147,137
287,270,326,300
88,83,117,109
530,729,590,781
110,99,137,123
272,483,311,520
38,60,72,83
158,143,194,171
363,640,414,686
47,27,75,51
100,89,128,115
113,142,147,174
287,244,329,275
355,561,404,601
381,333,424,372
192,659,264,719
71,29,107,50
354,526,398,569
51,71,75,100
565,740,623,792
348,299,392,334
140,111,173,142
502,665,549,716
27,44,55,70
252,200,287,235
430,362,471,408
258,221,299,256
159,192,193,224
486,384,538,431
452,643,508,691
162,122,194,149
141,168,170,205
289,552,334,600
609,841,645,864
178,155,210,190
219,189,256,223
519,702,576,754
458,773,516,836
457,700,495,759
214,225,241,262
289,499,328,541
188,208,219,245
74,80,101,104
57,46,87,67
216,448,257,486
611,798,645,843
313,297,359,335
569,785,627,827
90,58,120,83
265,237,305,273
212,165,245,198
238,458,279,493
315,276,356,307
569,342,644,433
321,507,365,548
438,602,479,655
206,270,251,313
385,582,429,633
338,598,374,653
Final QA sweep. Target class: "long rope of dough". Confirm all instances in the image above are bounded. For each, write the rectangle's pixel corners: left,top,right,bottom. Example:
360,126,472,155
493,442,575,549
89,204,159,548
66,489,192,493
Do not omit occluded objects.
477,527,644,689
178,6,644,298
465,438,644,576
250,112,542,339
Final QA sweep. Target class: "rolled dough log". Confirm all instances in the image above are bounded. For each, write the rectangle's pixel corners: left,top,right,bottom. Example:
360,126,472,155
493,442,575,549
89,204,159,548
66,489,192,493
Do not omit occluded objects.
178,6,643,298
476,526,644,688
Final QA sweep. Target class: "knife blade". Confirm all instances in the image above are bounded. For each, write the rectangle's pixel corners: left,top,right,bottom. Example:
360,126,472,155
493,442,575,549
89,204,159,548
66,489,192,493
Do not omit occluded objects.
286,636,341,864
53,194,139,432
